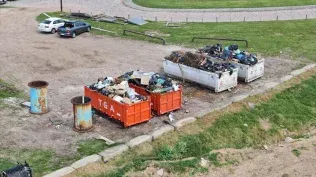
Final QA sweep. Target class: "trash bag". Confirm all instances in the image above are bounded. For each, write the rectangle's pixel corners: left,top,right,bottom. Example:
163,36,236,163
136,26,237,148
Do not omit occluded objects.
1,162,32,177
228,44,238,51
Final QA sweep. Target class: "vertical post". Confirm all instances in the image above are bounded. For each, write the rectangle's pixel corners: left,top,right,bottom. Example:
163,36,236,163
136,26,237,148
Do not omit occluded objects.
202,17,203,22
128,14,130,19
60,0,63,12
276,15,278,21
243,17,245,22
155,16,157,21
306,14,308,19
216,17,218,22
186,17,188,22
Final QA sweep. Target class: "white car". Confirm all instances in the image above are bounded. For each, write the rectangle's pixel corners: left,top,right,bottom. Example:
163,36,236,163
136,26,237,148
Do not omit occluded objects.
38,17,65,34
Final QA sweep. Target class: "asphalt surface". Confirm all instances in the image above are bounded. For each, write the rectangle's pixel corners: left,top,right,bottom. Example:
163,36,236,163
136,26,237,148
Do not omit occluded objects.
7,0,316,22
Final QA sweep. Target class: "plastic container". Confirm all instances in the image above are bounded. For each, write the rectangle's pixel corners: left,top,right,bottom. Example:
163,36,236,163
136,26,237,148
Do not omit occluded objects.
234,59,264,83
163,59,238,92
84,86,151,127
71,96,94,132
129,84,182,115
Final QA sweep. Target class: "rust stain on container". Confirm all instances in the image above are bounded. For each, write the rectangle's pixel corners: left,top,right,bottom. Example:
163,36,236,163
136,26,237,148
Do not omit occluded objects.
71,96,94,133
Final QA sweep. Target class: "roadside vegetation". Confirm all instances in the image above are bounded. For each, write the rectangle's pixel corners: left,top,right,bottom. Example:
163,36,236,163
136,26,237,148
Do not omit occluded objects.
0,138,112,177
75,69,316,177
0,81,112,176
38,12,316,61
133,0,316,9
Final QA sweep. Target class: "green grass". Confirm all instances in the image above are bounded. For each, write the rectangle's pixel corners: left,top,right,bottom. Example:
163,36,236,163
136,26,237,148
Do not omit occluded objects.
97,75,316,176
0,149,74,177
292,149,301,156
133,0,316,9
77,139,116,157
0,79,24,99
0,139,111,177
38,12,316,61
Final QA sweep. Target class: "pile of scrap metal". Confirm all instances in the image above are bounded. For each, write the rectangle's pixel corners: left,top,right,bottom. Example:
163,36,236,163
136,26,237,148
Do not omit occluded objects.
118,71,180,93
198,44,259,65
88,77,147,104
165,51,236,74
1,162,32,177
91,14,128,25
71,13,148,26
70,12,92,19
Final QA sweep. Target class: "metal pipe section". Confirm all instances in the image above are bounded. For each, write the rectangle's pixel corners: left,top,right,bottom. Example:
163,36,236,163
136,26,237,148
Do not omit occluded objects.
71,96,94,133
28,81,49,114
192,37,249,47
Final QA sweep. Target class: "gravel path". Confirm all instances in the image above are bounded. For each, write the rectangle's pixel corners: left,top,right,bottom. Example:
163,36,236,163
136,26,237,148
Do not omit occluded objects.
8,0,316,22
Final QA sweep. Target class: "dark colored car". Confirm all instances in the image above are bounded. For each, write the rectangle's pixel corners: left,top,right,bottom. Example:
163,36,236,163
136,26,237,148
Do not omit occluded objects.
57,20,91,38
0,0,7,5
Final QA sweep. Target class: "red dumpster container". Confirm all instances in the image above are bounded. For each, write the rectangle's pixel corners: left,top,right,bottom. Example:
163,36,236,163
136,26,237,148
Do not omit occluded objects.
84,86,151,127
129,84,182,115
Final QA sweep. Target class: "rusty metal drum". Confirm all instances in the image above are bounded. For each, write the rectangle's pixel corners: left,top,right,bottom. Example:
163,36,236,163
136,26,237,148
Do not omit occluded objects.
71,96,94,132
28,80,49,114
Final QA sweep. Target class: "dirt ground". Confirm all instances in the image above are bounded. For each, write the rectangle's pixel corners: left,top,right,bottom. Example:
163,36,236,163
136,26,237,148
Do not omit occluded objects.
127,131,316,177
0,7,306,156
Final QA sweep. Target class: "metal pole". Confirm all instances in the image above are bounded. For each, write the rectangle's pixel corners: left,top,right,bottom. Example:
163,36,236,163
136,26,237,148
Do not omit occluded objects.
60,0,63,12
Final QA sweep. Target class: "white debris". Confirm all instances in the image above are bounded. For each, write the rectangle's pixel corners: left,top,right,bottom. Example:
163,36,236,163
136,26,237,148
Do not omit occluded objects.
200,158,210,167
169,112,175,122
157,169,164,176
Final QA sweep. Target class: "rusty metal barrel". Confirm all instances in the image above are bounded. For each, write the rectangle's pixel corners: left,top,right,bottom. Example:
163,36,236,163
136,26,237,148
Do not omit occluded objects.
28,80,49,114
71,96,94,132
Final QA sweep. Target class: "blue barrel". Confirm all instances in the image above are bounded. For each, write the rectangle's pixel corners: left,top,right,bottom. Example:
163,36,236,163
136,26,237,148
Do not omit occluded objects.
28,81,49,114
71,96,94,132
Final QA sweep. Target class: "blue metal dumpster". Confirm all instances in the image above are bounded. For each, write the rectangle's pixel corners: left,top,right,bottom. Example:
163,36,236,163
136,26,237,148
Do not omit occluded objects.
28,80,49,114
71,96,94,132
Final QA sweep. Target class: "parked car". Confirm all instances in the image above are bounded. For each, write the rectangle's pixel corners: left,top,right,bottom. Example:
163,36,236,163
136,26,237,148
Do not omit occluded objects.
0,0,7,5
57,21,91,38
38,17,65,34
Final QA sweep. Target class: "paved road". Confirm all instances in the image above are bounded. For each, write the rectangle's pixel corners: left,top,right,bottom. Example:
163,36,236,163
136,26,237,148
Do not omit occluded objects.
8,0,316,22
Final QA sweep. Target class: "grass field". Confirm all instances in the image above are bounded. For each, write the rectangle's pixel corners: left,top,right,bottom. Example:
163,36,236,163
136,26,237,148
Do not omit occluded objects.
38,12,316,62
133,0,316,9
92,69,316,177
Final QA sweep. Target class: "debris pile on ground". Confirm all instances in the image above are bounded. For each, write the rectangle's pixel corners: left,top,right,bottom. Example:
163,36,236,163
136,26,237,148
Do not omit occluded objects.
198,44,259,65
88,77,147,104
118,71,180,93
165,51,236,74
70,12,92,19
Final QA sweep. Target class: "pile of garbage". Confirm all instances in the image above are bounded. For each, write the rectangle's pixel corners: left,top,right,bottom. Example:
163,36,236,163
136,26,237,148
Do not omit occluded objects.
165,51,236,74
198,44,259,65
88,77,147,105
118,71,180,93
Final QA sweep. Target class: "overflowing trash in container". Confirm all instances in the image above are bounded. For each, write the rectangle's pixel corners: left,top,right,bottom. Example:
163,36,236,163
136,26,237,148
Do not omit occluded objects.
88,77,148,105
198,44,259,65
117,71,182,115
117,71,180,93
165,51,237,75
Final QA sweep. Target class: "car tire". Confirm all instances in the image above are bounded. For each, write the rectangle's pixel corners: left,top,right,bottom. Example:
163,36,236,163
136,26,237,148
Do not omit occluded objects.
87,27,91,32
51,28,56,34
72,32,76,38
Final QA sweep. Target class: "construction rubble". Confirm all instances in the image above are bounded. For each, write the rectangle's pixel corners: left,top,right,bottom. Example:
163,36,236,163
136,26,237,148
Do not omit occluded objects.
198,44,259,65
118,71,180,93
88,77,147,105
165,51,236,74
